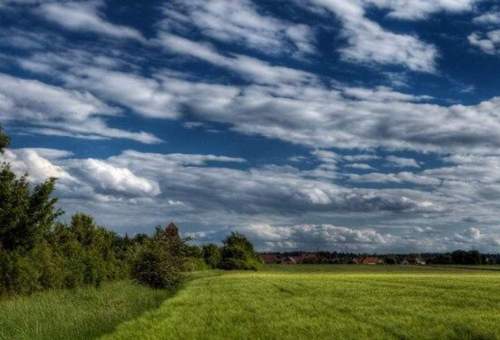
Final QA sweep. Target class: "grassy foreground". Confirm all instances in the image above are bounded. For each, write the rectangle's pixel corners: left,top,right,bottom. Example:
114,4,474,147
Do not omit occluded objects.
106,265,500,340
0,281,171,340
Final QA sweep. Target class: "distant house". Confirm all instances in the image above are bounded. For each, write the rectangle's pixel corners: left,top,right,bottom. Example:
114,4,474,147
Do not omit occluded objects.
401,256,426,265
350,257,360,264
358,256,383,265
282,256,297,264
260,254,279,264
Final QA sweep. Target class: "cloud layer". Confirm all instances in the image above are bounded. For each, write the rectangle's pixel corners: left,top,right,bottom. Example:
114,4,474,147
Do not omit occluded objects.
1,0,499,252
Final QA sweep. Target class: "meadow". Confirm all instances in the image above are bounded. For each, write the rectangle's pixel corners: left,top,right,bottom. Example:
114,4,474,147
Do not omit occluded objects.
107,265,500,340
0,281,172,340
2,265,500,340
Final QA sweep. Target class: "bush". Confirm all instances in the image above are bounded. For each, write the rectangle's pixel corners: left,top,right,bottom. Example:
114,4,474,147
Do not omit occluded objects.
219,232,260,270
132,244,182,289
183,257,209,271
31,241,64,289
202,244,221,268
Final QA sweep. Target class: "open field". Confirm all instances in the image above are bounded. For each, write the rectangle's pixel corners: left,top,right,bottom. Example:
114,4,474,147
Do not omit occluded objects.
106,265,500,340
0,281,171,340
2,266,500,340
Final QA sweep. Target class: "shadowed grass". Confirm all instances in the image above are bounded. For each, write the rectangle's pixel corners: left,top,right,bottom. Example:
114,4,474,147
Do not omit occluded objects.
0,280,172,340
105,265,500,340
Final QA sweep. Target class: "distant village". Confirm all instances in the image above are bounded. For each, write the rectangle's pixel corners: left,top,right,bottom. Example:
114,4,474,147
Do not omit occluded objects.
259,250,500,265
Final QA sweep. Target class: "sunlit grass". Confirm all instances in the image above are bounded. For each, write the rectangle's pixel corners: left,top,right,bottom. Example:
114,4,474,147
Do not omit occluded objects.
0,281,171,340
106,265,500,340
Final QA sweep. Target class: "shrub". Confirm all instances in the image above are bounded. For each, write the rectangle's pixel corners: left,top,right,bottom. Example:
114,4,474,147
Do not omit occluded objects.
219,232,260,270
31,241,64,289
132,243,182,289
202,244,221,268
183,257,209,271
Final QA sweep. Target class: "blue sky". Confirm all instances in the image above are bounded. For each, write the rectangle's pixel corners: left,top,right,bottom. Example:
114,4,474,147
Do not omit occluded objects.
2,0,500,252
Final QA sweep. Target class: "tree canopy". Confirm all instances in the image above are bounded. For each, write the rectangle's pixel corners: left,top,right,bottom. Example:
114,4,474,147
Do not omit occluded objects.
0,126,8,153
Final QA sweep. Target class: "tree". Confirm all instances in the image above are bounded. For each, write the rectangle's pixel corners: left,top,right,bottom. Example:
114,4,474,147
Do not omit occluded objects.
202,244,221,268
0,166,62,252
132,223,186,288
0,125,9,153
219,232,260,270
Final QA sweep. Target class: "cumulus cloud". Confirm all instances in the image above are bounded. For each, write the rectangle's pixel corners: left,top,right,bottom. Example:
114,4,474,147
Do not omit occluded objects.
0,73,160,143
469,30,500,55
385,156,420,168
10,21,500,155
2,148,442,225
236,223,392,251
1,149,73,183
309,0,438,72
469,8,500,55
161,0,315,56
5,146,500,252
123,75,500,153
3,0,500,253
365,0,479,20
158,33,314,85
72,159,161,197
473,9,500,25
35,1,144,41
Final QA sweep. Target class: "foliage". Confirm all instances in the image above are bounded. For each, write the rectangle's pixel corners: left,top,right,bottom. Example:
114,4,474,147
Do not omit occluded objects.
0,126,8,153
451,250,482,265
219,232,261,270
0,126,261,296
131,226,185,289
183,257,209,271
0,165,62,252
202,243,222,268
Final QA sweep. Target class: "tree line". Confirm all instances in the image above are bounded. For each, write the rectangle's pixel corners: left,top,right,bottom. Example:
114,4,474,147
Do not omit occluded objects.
0,126,260,295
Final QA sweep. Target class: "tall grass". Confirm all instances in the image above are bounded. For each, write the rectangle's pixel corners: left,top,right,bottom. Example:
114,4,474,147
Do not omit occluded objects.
106,266,500,340
0,281,171,340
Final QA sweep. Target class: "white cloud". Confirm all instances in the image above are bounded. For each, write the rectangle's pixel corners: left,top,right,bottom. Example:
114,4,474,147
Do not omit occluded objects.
346,163,374,170
74,159,161,197
469,30,500,55
386,156,420,168
35,1,144,41
161,0,315,56
237,223,392,251
469,8,500,55
349,171,441,186
6,147,500,252
365,0,479,20
1,149,73,183
17,46,500,155
0,73,161,144
309,0,438,72
473,9,500,25
158,33,314,85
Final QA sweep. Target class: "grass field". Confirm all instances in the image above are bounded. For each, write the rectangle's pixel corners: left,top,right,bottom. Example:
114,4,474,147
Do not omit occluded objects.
105,265,500,340
2,266,500,340
0,281,171,340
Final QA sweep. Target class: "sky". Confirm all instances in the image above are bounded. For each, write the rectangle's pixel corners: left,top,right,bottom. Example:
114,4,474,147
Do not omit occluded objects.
1,0,500,253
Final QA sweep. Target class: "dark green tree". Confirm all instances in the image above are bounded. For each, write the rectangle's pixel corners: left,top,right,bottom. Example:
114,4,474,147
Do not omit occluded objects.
0,125,9,152
0,165,62,252
219,232,260,270
202,243,221,268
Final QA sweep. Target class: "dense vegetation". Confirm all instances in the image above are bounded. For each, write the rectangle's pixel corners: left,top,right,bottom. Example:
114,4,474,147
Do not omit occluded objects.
0,126,260,295
0,280,171,340
262,249,493,265
105,265,500,340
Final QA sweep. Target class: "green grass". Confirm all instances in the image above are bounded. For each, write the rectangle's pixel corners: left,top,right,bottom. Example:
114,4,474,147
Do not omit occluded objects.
0,280,171,340
105,265,500,340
